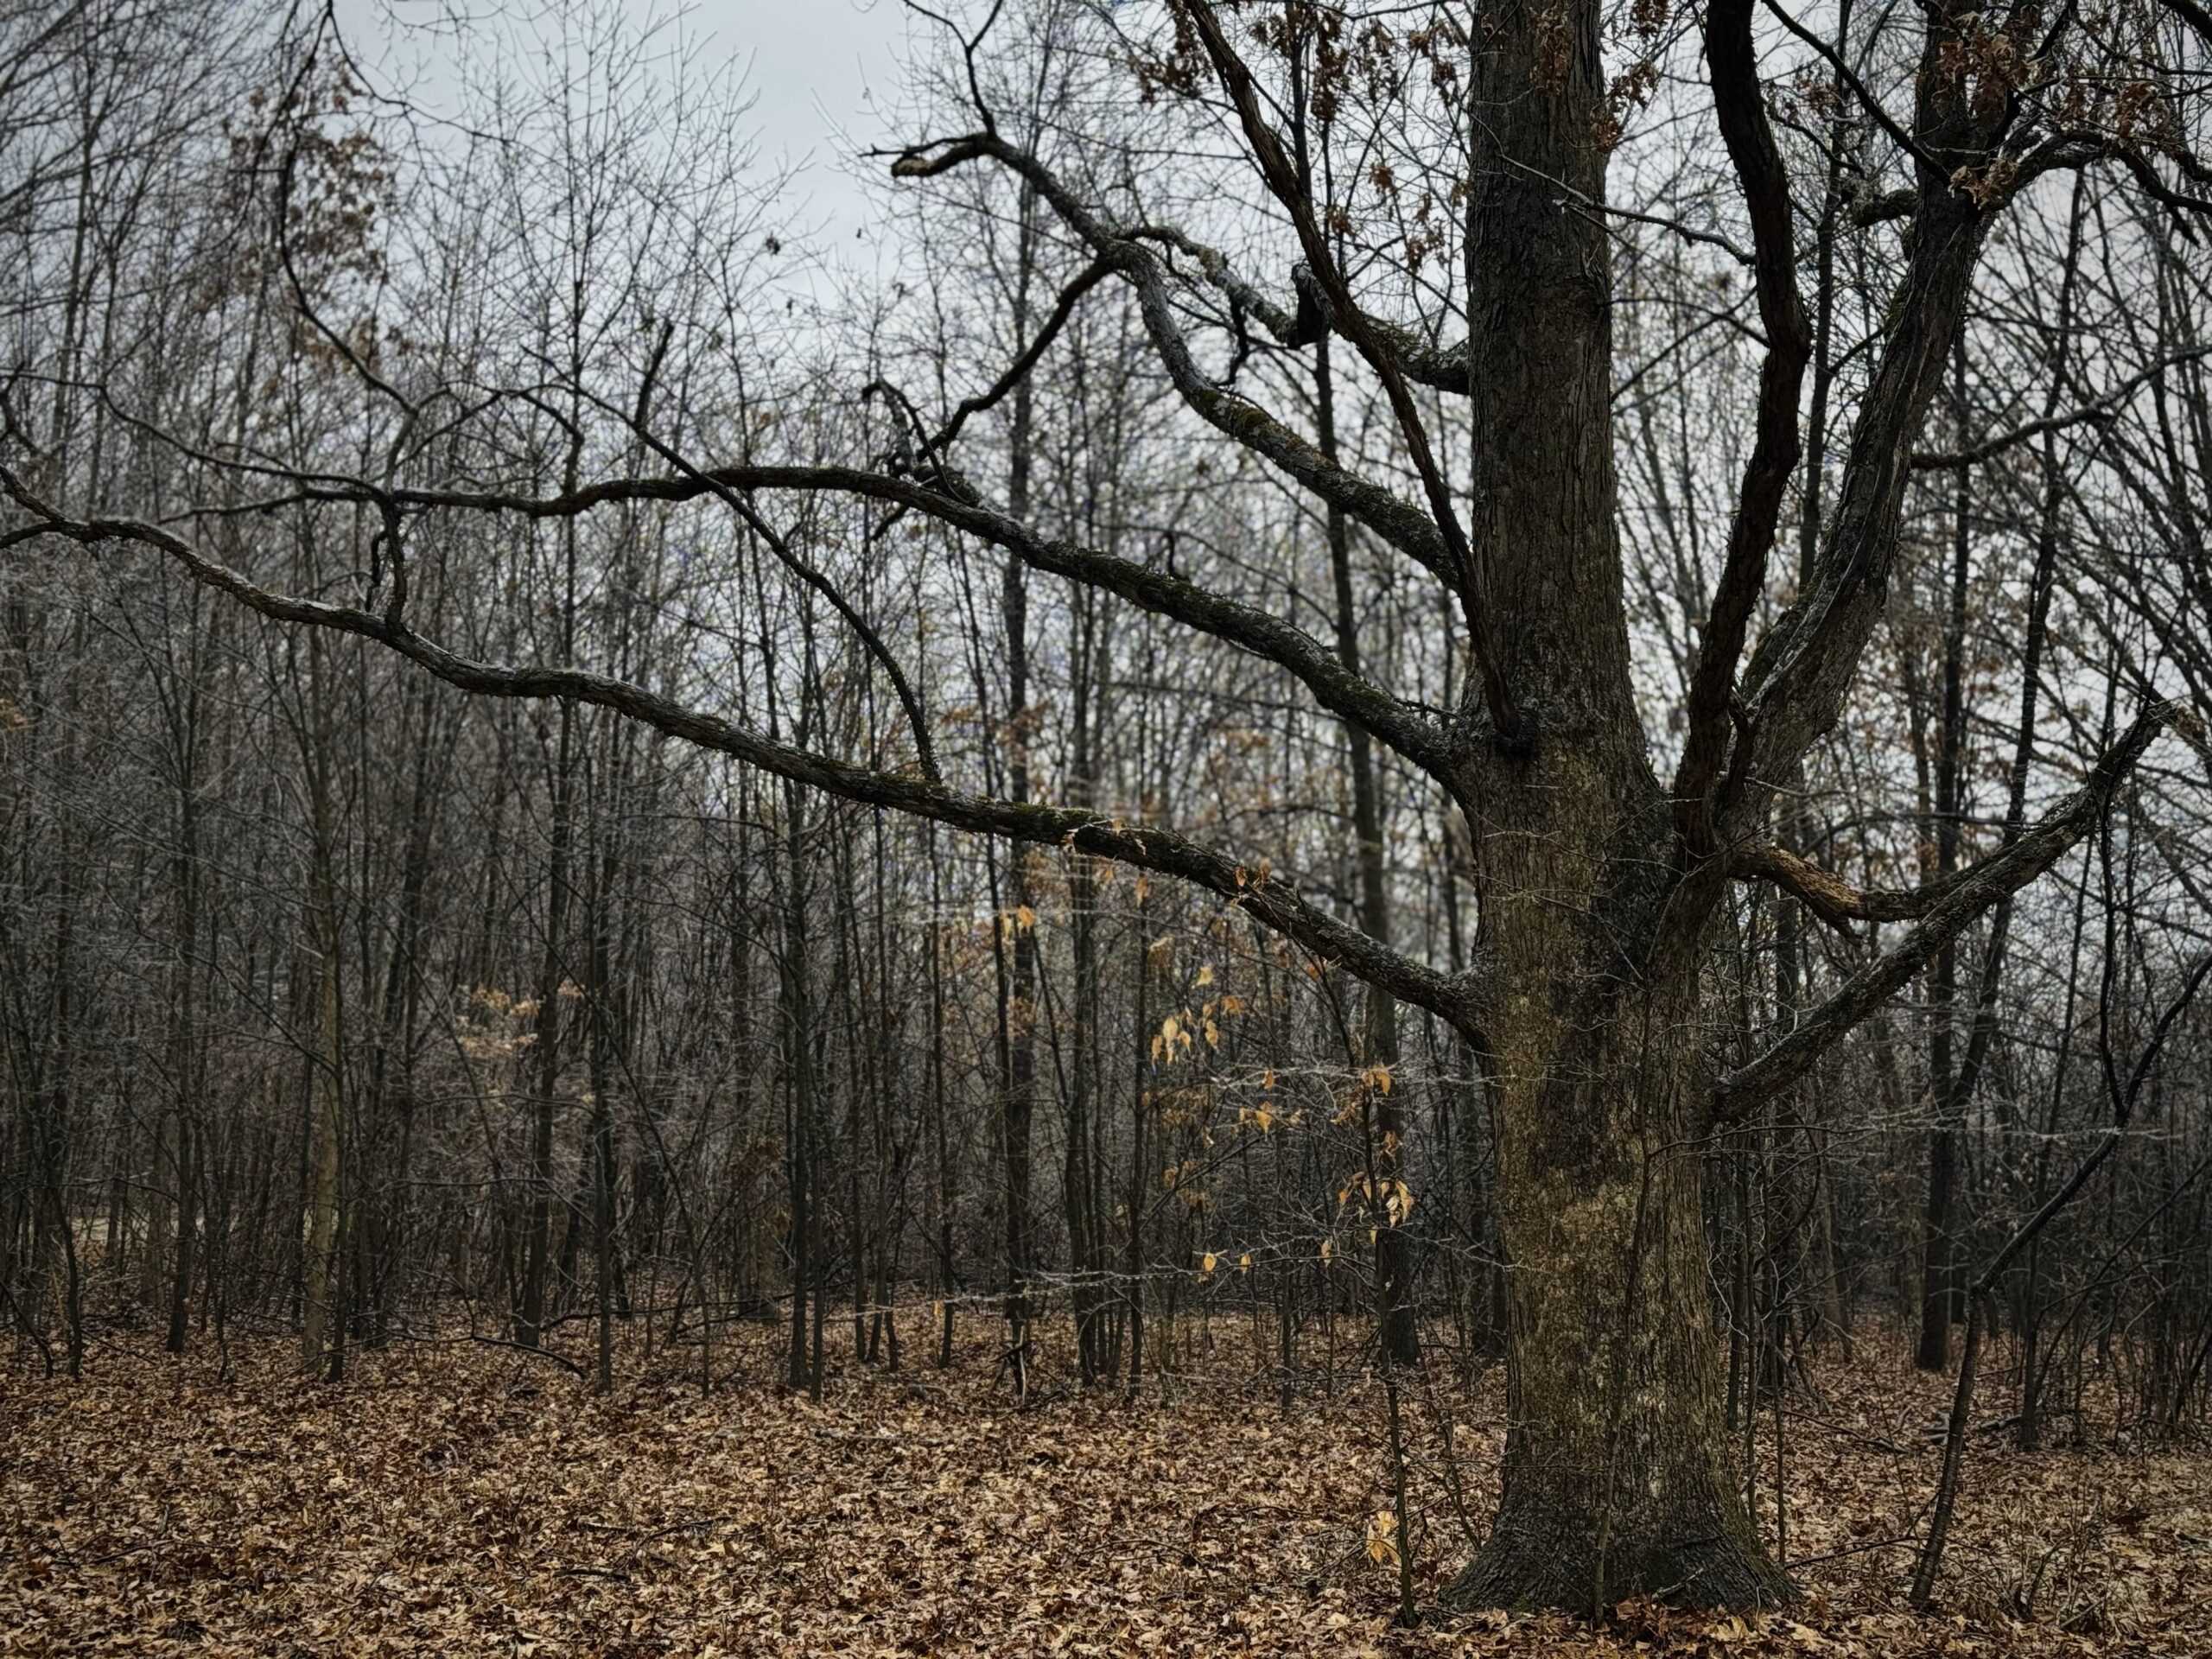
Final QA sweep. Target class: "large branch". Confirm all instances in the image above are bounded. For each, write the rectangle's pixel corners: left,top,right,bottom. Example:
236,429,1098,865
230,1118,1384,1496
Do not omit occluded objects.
1728,838,2013,935
274,459,1452,783
1711,702,2187,1119
1671,0,1814,848
0,480,1486,1029
1172,1,1522,741
1726,0,2013,811
890,133,1470,609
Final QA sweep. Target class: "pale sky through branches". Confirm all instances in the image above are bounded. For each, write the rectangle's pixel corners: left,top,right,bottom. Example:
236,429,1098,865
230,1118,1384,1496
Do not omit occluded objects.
339,0,913,247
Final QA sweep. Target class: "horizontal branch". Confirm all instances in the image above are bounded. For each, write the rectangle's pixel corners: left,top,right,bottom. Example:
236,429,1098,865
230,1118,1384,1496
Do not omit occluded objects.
1712,701,2189,1120
276,459,1452,783
0,474,1487,1031
1730,836,1999,935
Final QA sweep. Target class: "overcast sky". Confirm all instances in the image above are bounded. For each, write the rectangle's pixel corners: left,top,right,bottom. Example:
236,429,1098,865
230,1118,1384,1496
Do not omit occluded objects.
699,0,912,242
340,1,920,247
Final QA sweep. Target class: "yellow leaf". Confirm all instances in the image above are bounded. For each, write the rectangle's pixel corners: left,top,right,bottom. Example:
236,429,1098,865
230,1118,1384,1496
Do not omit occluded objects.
1237,1252,1251,1274
1365,1510,1399,1567
1200,1253,1217,1274
1254,1108,1274,1132
1196,963,1214,985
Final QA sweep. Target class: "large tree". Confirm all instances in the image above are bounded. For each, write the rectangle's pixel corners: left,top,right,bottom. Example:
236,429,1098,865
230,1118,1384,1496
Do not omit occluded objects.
6,0,2207,1616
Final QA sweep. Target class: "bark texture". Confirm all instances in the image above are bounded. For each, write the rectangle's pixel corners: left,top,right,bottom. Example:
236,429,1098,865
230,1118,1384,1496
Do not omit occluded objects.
1442,0,1786,1608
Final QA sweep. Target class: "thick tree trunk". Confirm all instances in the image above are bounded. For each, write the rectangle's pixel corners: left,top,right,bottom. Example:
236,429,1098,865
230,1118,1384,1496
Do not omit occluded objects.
1446,0,1786,1609
1454,972,1787,1611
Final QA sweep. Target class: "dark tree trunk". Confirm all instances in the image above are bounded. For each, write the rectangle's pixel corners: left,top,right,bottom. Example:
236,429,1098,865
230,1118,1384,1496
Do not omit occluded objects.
1444,0,1787,1609
998,254,1039,1394
516,697,575,1351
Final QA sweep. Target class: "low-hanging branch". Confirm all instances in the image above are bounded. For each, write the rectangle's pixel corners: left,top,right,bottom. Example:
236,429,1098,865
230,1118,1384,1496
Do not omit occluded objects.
0,472,1490,1032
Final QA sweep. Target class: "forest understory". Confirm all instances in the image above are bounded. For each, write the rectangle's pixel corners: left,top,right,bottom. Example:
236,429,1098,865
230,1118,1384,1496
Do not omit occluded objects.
3,1311,2205,1658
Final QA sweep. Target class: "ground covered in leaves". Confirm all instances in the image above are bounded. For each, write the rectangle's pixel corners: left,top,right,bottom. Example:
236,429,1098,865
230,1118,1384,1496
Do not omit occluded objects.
3,1314,2208,1656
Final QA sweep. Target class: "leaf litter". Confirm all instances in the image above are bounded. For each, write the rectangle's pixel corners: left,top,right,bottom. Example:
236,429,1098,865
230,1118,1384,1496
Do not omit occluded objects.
2,1317,2206,1656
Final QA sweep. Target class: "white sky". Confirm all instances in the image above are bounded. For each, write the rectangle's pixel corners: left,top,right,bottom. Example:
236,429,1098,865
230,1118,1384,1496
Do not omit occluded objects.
697,0,912,243
338,0,919,245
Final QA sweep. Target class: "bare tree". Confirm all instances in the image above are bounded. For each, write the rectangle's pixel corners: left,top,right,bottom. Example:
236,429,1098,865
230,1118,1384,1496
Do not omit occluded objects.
6,0,2212,1619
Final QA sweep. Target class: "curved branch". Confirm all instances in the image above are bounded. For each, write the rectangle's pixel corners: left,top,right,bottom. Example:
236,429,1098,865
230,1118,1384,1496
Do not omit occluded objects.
283,459,1452,781
1713,701,2189,1120
927,256,1114,454
573,390,943,783
1,477,1486,1029
891,132,1471,607
1730,835,2048,936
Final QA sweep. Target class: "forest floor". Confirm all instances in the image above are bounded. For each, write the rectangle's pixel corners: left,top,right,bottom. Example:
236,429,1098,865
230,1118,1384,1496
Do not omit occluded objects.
2,1310,2208,1656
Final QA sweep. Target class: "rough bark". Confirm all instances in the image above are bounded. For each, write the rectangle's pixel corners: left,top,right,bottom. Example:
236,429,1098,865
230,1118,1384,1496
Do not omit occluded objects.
1438,0,1788,1611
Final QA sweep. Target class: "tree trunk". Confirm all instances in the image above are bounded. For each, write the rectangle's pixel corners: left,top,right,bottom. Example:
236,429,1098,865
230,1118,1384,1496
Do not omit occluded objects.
1453,958,1786,1610
781,780,815,1391
1317,327,1414,1367
516,697,575,1351
300,634,343,1374
1446,0,1786,1609
998,243,1039,1393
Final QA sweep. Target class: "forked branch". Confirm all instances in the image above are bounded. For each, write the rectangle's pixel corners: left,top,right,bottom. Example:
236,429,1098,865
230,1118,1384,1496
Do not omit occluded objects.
1712,701,2190,1119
